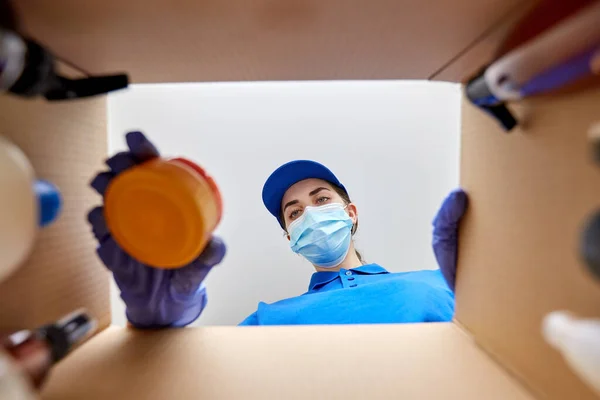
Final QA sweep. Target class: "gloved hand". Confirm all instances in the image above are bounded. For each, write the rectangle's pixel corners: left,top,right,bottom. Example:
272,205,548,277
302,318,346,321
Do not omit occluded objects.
432,189,469,292
87,131,226,328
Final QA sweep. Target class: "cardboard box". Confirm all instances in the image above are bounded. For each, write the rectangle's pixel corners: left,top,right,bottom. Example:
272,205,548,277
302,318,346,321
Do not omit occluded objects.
1,0,599,398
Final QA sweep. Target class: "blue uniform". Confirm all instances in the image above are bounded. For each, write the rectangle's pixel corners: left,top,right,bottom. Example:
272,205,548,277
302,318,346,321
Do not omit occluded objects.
239,264,454,325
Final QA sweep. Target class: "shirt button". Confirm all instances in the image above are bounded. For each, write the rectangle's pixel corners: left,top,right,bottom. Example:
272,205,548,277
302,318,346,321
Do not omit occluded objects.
345,271,352,276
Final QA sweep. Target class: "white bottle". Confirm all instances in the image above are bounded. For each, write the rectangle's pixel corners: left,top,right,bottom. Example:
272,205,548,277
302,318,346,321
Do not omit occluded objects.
0,136,62,283
0,135,37,283
542,311,600,395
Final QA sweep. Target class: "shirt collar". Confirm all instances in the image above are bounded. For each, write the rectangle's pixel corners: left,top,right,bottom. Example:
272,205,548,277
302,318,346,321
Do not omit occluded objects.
308,263,389,291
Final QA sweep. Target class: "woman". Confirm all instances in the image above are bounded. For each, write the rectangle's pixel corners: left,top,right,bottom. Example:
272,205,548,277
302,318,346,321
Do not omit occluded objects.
240,159,459,325
89,132,467,328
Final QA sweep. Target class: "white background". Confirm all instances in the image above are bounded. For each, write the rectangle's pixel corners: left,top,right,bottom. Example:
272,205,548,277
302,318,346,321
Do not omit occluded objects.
107,80,461,326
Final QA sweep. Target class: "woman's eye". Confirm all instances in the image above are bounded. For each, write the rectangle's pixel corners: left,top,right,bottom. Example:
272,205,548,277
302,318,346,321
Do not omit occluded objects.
316,196,330,204
289,209,302,220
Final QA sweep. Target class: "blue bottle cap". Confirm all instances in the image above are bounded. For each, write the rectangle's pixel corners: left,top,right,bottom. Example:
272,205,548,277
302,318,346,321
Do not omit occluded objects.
34,180,62,227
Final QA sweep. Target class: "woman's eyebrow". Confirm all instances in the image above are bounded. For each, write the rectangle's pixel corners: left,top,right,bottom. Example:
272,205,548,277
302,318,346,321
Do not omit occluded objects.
283,188,331,213
283,199,299,212
309,187,331,196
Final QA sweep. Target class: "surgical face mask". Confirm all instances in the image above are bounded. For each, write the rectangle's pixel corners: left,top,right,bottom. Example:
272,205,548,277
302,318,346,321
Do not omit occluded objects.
288,203,353,268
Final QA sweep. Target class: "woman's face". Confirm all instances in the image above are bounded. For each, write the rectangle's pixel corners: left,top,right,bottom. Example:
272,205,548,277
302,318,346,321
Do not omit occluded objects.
280,178,357,231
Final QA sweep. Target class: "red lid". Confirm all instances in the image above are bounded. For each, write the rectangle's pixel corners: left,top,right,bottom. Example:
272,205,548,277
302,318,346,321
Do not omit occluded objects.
171,157,223,225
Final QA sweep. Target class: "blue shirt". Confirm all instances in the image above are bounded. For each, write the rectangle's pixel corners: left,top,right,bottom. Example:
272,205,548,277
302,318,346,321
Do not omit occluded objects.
239,264,454,325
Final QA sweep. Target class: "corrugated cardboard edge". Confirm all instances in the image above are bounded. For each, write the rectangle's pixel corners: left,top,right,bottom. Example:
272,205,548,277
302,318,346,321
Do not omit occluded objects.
452,318,543,399
430,0,539,82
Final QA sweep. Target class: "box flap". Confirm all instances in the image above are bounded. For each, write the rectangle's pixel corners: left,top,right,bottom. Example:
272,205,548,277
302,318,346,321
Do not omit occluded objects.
42,323,533,399
457,87,600,399
15,0,522,83
0,96,111,333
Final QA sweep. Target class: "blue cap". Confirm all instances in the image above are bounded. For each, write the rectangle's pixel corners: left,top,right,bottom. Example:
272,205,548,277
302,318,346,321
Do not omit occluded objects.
262,160,347,224
34,180,62,227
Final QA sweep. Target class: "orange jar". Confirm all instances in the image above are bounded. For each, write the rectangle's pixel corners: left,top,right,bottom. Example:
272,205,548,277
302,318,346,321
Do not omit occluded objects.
104,158,222,268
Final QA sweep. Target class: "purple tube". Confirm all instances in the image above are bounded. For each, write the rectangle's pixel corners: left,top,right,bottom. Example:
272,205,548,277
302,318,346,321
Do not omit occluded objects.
521,45,599,97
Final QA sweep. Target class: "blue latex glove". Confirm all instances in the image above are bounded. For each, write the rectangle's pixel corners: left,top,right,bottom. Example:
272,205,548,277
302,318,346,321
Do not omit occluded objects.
87,131,226,328
432,189,468,292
